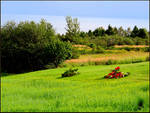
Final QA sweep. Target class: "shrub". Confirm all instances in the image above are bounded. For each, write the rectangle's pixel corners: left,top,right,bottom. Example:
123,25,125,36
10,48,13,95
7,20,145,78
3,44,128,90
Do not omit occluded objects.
62,68,79,77
123,47,131,51
105,59,117,65
89,43,96,48
1,73,9,77
144,47,150,52
95,46,105,53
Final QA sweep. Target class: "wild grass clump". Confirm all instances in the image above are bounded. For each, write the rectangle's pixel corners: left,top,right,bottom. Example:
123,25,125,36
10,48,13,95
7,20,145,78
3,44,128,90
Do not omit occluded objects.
62,68,79,77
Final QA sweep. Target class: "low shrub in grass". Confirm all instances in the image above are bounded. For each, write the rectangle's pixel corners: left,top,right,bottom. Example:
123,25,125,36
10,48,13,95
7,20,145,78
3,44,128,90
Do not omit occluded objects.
1,73,9,77
88,43,96,48
146,56,150,61
143,47,150,52
62,68,79,77
105,59,117,65
95,46,105,53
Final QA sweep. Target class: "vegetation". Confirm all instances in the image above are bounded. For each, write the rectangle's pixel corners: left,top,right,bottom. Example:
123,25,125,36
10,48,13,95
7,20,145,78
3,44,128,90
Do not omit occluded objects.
1,62,149,112
65,50,149,66
62,68,79,77
1,19,72,73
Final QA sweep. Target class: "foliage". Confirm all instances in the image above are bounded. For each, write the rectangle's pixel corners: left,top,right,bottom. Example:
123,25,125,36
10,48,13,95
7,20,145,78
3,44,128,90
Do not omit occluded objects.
94,46,105,53
88,43,96,48
43,40,72,68
105,24,115,35
1,19,72,73
62,68,79,77
65,16,80,42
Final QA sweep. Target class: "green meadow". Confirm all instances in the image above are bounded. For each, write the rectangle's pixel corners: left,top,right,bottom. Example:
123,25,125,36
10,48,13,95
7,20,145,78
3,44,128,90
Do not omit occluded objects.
1,62,149,112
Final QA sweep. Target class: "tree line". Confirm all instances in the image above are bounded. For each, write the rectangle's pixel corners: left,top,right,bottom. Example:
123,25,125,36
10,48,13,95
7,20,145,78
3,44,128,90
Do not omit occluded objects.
1,16,149,73
58,16,149,47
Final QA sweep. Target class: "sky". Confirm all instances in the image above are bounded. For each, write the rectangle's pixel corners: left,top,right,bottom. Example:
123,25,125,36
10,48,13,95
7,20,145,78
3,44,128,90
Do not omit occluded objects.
1,1,149,34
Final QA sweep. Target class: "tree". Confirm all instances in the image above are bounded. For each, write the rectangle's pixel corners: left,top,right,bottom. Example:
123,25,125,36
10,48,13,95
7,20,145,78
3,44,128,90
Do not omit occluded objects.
65,16,80,42
80,31,87,38
93,27,105,37
1,19,72,73
118,26,125,37
131,25,139,37
43,40,72,68
138,28,148,39
126,27,132,37
113,27,118,35
105,25,114,35
88,30,93,37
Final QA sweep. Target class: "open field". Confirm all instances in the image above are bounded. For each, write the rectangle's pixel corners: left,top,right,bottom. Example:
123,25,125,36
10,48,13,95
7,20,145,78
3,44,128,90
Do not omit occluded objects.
114,45,149,48
65,51,149,65
1,62,149,112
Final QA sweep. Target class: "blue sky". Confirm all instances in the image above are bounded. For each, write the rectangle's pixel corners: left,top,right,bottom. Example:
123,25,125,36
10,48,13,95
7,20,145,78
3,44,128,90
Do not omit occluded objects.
1,1,149,34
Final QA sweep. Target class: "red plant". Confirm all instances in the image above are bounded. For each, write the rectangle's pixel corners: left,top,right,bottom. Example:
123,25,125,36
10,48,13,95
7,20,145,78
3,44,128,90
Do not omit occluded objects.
104,66,129,79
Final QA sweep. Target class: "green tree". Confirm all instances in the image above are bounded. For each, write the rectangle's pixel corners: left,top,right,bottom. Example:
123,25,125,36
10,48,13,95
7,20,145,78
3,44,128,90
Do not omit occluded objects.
88,30,93,37
93,27,105,37
118,26,125,37
131,25,139,37
43,40,72,68
65,16,80,42
105,25,114,35
1,19,72,73
138,28,148,39
126,27,132,37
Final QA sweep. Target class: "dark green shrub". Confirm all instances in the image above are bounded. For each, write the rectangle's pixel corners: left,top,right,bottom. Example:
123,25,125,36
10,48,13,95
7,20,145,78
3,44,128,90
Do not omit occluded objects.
105,60,113,65
89,43,96,48
146,56,150,61
95,46,105,53
62,68,79,77
123,47,131,51
1,73,9,77
123,38,134,45
144,47,150,52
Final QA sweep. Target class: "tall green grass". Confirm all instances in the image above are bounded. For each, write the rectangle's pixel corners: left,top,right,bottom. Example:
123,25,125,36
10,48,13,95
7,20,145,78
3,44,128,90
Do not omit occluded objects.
1,62,149,112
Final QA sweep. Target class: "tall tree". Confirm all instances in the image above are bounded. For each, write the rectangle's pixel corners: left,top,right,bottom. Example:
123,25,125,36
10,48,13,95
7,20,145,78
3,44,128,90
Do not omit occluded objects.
65,16,80,42
93,27,105,37
105,24,114,35
131,25,139,37
126,27,132,37
118,26,125,37
138,28,148,39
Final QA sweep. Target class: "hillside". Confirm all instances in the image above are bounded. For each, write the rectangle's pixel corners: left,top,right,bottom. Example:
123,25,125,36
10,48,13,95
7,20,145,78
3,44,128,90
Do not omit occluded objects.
1,62,149,112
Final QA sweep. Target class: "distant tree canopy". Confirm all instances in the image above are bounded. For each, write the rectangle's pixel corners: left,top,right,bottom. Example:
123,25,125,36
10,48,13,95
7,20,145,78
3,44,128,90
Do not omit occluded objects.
1,19,72,73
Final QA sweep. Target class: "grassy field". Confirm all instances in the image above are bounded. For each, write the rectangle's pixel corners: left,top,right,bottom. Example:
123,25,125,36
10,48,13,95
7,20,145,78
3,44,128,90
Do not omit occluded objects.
65,50,149,67
1,62,149,112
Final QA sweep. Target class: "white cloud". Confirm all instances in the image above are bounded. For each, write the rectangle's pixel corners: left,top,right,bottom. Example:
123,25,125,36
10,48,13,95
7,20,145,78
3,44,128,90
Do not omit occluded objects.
2,14,149,34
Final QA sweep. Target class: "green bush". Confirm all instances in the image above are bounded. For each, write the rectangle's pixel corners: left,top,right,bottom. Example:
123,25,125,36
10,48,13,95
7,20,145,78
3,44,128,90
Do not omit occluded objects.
89,43,96,48
95,46,105,53
143,47,150,52
1,73,9,77
123,47,131,51
62,68,79,77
